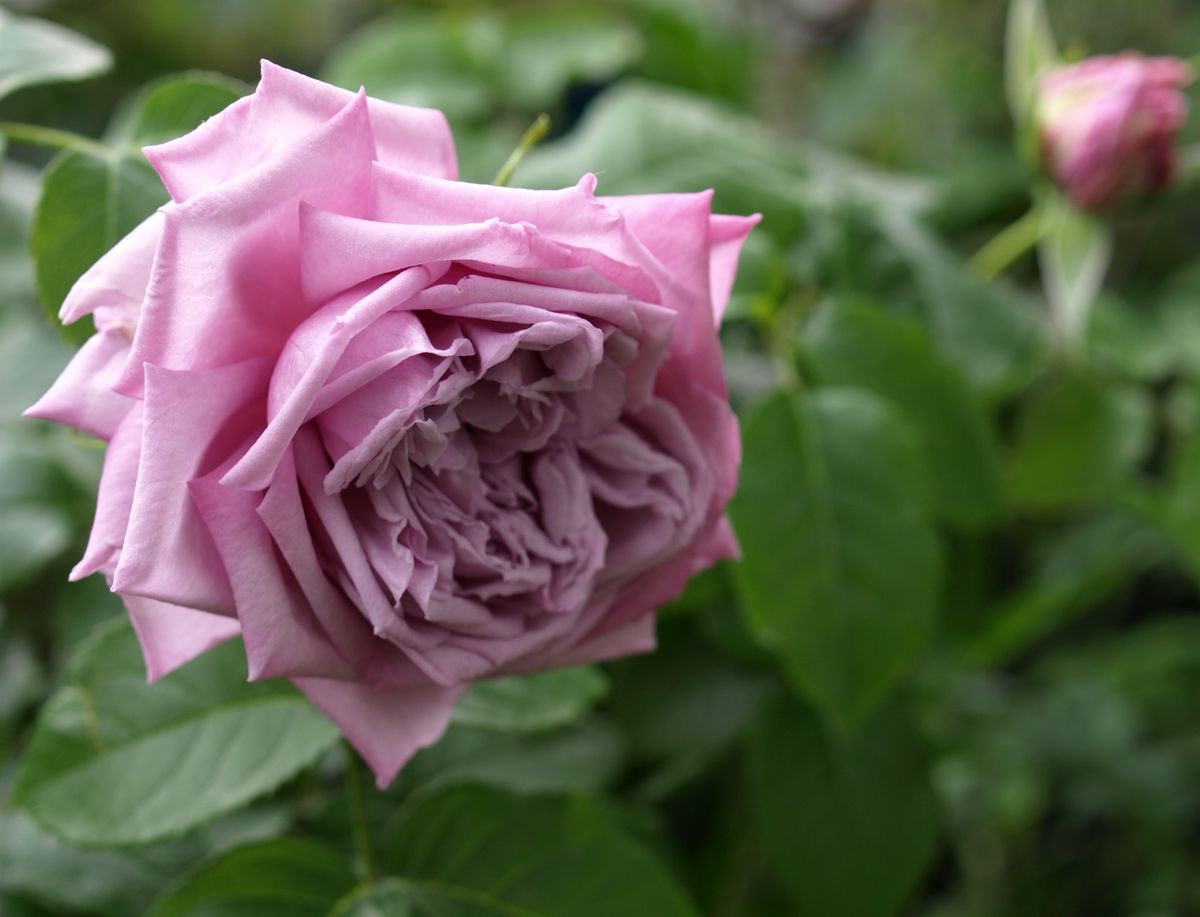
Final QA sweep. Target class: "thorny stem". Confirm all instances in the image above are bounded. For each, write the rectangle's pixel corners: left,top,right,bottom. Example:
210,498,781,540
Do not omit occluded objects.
492,113,551,187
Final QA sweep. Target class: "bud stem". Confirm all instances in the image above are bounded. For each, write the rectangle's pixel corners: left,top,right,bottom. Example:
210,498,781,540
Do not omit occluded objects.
492,113,551,187
968,203,1045,281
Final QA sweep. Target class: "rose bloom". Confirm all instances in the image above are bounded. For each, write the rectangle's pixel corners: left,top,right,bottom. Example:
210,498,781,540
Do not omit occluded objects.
27,62,757,785
1037,52,1193,211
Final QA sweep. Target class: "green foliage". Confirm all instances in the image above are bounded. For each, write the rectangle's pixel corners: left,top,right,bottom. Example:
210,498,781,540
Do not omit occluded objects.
4,2,1200,915
749,698,942,917
804,296,1004,528
452,666,608,734
376,786,701,916
731,388,941,725
12,618,339,846
0,10,110,101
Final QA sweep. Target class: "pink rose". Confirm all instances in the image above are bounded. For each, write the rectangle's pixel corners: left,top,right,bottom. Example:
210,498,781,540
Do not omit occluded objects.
27,62,757,785
1037,53,1193,211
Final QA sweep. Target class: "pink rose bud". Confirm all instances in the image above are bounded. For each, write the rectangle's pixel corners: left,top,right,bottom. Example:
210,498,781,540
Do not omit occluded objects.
26,61,758,787
1036,53,1193,211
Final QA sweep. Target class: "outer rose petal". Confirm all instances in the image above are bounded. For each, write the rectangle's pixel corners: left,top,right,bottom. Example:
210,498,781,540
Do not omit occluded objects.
293,677,465,788
72,403,143,581
123,594,241,683
144,61,456,204
708,213,761,326
120,90,379,397
24,330,133,441
112,359,272,614
59,211,162,327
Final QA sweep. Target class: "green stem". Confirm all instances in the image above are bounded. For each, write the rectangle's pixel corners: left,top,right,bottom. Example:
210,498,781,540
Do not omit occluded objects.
0,120,111,158
492,113,551,187
968,204,1044,281
344,743,376,885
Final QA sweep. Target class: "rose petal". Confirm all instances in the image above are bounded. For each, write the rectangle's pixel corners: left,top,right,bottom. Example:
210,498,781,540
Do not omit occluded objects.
24,330,134,441
112,359,272,613
144,61,456,204
708,213,762,326
120,89,378,398
293,676,464,788
123,594,241,683
59,211,163,328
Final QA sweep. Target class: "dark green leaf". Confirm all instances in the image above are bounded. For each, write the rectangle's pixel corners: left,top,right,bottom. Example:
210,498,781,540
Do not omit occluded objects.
730,388,941,725
1007,371,1152,511
748,697,941,917
12,617,339,846
150,838,355,917
379,786,700,916
805,297,1005,528
404,718,623,796
0,10,110,100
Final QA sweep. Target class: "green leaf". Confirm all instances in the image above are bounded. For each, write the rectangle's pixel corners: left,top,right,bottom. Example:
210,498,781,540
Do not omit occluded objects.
1037,191,1113,350
0,10,110,101
1007,371,1152,511
150,839,356,917
113,71,249,146
968,509,1167,666
452,666,608,734
520,81,931,246
729,388,941,725
748,697,942,917
31,149,167,343
12,617,339,846
322,8,641,121
378,786,701,916
1005,0,1059,122
403,718,623,796
805,297,1005,528
877,210,1045,399
328,880,416,917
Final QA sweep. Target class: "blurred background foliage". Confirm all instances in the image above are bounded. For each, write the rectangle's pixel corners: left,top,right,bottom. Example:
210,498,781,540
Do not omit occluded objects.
3,1,1200,915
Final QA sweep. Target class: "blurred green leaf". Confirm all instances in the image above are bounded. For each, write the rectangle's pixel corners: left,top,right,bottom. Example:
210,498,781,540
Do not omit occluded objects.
0,10,110,101
12,617,339,846
328,880,414,917
1007,371,1152,511
749,697,941,917
452,666,608,734
379,785,701,916
1038,191,1113,350
878,211,1046,399
112,70,249,145
30,149,166,344
522,81,930,244
323,8,641,121
1005,0,1059,122
730,388,941,726
805,297,1005,528
969,510,1168,666
150,838,355,917
0,809,247,917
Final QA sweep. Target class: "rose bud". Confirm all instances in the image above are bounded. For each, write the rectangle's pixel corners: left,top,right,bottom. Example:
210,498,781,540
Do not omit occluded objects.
26,61,758,786
1036,52,1193,211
